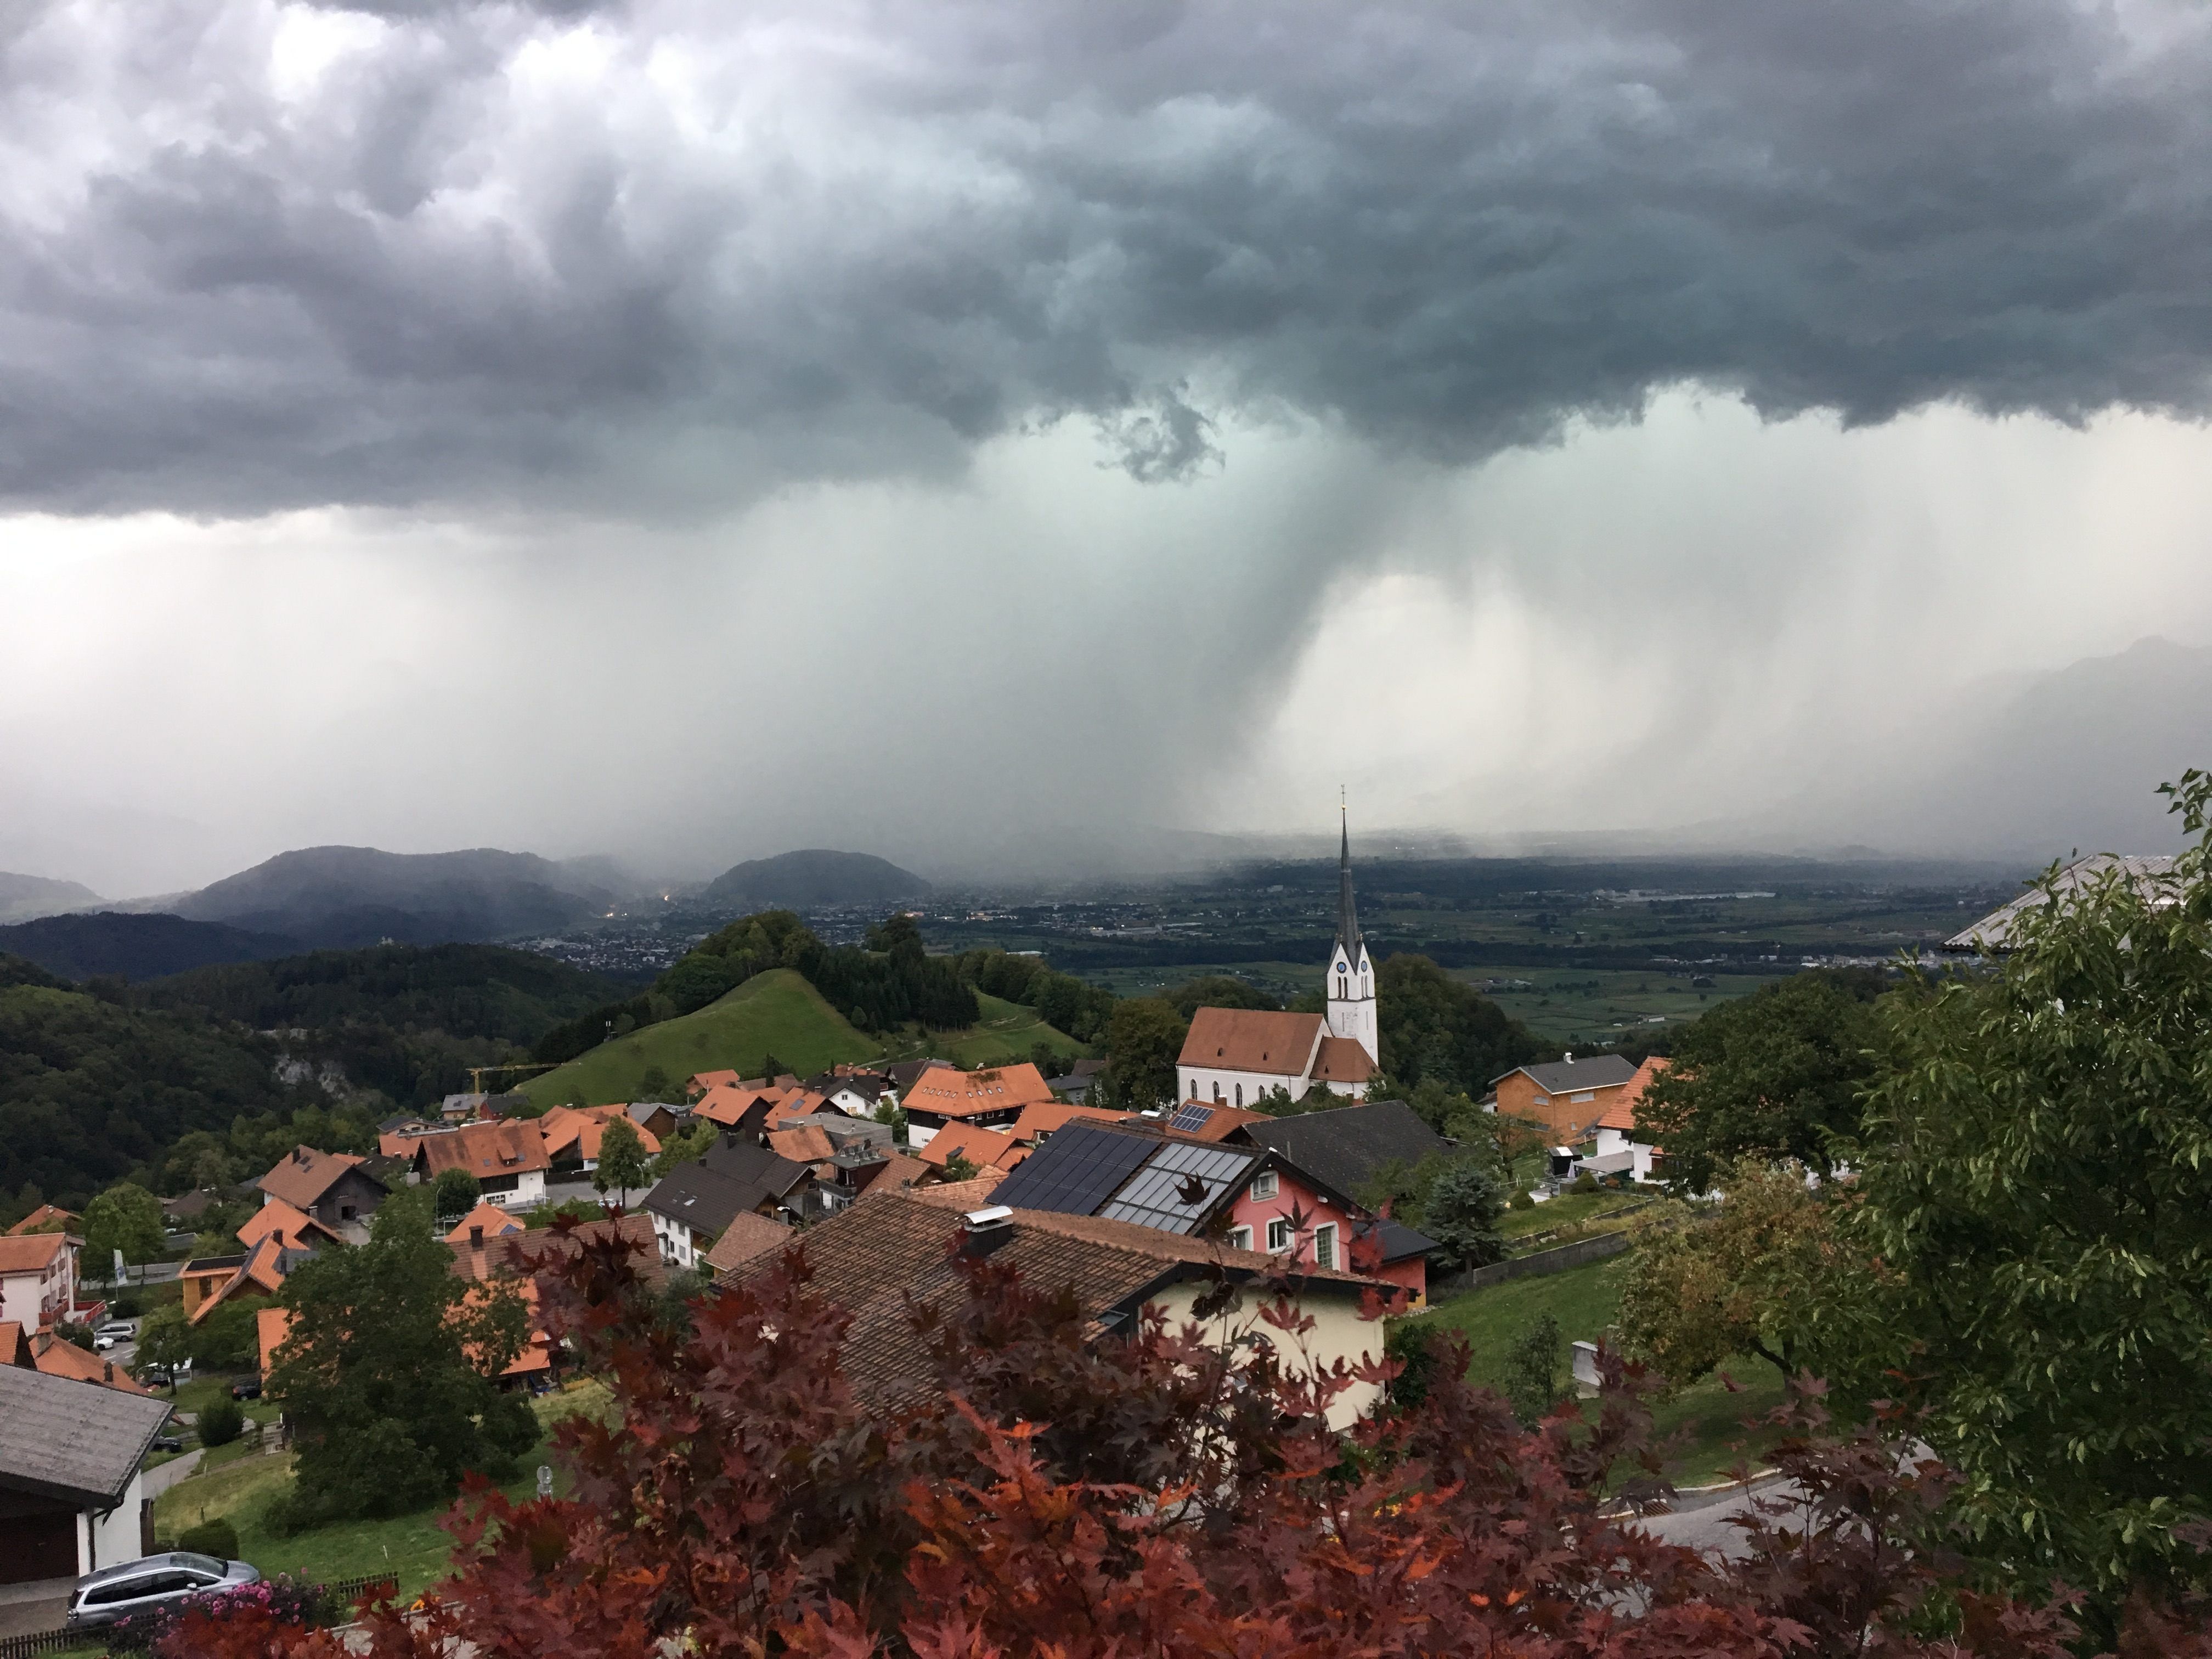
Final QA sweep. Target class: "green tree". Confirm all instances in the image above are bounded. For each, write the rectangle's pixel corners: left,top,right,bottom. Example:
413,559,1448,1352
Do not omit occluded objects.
1421,1159,1508,1273
651,1119,719,1177
195,1397,244,1448
635,1064,674,1101
187,1300,263,1370
269,1197,535,1527
82,1182,166,1284
136,1305,190,1391
1160,975,1278,1018
1615,1158,1831,1390
431,1166,481,1224
873,1100,909,1147
1632,970,1885,1194
939,1152,981,1183
1810,775,2212,1628
594,1118,651,1206
1097,998,1187,1111
1374,955,1548,1099
1502,1313,1565,1425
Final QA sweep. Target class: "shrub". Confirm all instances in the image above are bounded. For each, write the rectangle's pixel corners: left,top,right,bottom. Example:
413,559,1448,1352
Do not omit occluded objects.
1571,1170,1599,1194
106,1575,341,1654
1508,1187,1534,1210
196,1397,244,1447
177,1516,239,1559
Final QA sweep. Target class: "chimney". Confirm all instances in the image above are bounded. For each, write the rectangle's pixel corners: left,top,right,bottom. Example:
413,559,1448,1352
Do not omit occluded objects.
294,1148,309,1165
960,1205,1015,1258
470,1226,484,1246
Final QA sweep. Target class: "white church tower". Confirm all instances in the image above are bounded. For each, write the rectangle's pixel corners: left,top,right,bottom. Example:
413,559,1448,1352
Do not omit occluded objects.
1325,804,1379,1064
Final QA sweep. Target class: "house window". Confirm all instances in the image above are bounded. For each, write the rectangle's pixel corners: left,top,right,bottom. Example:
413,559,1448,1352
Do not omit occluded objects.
1338,974,1346,997
1234,1084,1243,1107
1571,1091,1594,1104
340,1205,356,1221
1213,1080,1224,1103
1313,1224,1336,1270
1266,1217,1290,1253
1251,1171,1278,1201
1227,1225,1253,1250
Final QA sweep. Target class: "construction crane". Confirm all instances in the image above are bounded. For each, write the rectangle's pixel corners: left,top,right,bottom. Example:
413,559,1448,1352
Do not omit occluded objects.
467,1061,561,1094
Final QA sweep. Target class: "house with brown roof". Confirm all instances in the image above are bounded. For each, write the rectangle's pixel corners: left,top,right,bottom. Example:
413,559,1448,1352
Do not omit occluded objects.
443,1201,525,1248
900,1063,1056,1150
538,1104,663,1176
7,1205,78,1237
1582,1057,1668,1184
407,1121,551,1210
721,1192,1393,1427
914,1121,1028,1177
30,1330,152,1396
256,1146,388,1242
0,1232,77,1333
187,1233,310,1327
236,1197,344,1253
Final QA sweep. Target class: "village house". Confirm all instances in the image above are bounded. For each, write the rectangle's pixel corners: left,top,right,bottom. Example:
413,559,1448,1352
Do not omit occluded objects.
1489,1053,1642,1144
640,1136,812,1269
988,1120,1434,1302
16,1325,152,1395
537,1104,663,1178
256,1145,388,1242
721,1192,1395,1428
0,1231,77,1332
188,1233,311,1328
6,1205,79,1238
900,1062,1057,1150
1582,1057,1668,1184
0,1362,175,1584
913,1121,1029,1178
406,1121,551,1210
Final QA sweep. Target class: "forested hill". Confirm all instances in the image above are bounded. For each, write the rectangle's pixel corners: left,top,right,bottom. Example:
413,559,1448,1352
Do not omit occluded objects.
138,942,628,1041
0,911,301,980
702,849,929,909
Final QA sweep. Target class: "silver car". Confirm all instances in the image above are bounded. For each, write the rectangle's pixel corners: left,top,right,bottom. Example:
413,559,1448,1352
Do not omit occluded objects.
64,1551,261,1630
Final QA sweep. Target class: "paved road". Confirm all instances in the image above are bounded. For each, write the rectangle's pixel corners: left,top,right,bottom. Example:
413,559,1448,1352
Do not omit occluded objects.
143,1447,205,1498
1632,1476,1801,1560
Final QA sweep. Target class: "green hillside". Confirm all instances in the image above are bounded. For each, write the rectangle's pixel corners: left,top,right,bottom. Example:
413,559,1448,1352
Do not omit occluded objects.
520,969,882,1106
899,991,1093,1069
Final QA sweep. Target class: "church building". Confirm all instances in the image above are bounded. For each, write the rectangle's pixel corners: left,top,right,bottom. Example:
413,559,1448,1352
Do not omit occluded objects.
1176,813,1379,1108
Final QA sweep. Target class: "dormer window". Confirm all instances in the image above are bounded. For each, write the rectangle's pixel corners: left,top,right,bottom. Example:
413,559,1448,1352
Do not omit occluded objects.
1251,1171,1278,1201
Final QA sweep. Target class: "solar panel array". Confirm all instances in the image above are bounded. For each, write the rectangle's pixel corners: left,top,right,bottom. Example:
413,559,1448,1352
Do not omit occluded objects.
1100,1140,1258,1234
1168,1102,1216,1133
989,1124,1155,1217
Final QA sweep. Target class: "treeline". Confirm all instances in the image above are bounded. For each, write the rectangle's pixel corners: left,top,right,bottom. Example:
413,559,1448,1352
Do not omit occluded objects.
533,910,981,1066
950,949,1115,1044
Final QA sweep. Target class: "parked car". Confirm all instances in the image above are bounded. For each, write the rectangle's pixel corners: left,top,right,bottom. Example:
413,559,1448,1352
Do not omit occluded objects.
140,1358,193,1386
94,1331,119,1351
97,1321,137,1341
151,1435,185,1454
64,1553,261,1630
230,1376,262,1401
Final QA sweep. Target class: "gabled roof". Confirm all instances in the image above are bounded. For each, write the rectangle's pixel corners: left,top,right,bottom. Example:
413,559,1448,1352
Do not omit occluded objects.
539,1105,662,1163
1177,1008,1326,1076
989,1122,1265,1236
0,1321,30,1368
701,1211,796,1277
190,1233,310,1324
257,1145,380,1212
883,1057,957,1091
1599,1057,1670,1133
7,1204,78,1237
642,1141,809,1236
32,1333,151,1395
1310,1035,1375,1085
702,1134,814,1197
766,1125,838,1166
719,1192,1379,1409
0,1363,175,1506
1160,1100,1271,1142
1009,1101,1131,1143
917,1122,1027,1172
692,1082,778,1128
1233,1101,1452,1198
900,1064,1056,1120
236,1198,344,1252
444,1201,525,1244
411,1120,551,1180
447,1213,670,1290
1492,1054,1640,1094
0,1231,71,1276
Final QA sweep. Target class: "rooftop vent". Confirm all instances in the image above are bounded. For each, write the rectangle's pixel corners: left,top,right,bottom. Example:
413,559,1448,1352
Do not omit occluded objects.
960,1205,1015,1258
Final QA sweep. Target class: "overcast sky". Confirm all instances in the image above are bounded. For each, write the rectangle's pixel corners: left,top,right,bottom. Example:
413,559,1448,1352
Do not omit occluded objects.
4,0,2211,895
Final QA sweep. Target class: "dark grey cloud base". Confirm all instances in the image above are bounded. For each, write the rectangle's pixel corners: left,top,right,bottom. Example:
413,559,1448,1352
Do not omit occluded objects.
3,0,2209,515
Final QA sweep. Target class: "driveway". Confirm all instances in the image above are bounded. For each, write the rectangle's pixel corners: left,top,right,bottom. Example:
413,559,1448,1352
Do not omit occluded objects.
143,1447,205,1498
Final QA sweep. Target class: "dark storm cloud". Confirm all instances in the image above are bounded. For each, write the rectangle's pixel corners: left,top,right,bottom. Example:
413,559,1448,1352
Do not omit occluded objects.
2,0,2208,515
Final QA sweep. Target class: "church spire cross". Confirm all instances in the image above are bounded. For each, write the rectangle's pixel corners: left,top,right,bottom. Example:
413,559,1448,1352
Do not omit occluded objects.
1336,792,1362,958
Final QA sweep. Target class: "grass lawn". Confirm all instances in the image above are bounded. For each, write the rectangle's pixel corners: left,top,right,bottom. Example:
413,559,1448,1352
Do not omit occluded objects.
1451,965,1784,1049
1414,1256,1785,1488
154,1383,613,1605
521,970,881,1107
913,992,1091,1069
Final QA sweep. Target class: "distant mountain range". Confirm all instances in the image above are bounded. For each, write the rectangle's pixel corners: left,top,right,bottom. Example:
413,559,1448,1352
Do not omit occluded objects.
0,871,103,924
171,845,613,950
702,848,930,910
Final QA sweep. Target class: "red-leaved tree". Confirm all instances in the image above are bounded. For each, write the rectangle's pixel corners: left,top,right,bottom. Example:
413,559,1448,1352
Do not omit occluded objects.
154,1217,2201,1659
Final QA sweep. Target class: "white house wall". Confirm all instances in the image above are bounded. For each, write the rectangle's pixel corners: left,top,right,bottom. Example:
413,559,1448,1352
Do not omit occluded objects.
1150,1282,1384,1429
78,1471,146,1572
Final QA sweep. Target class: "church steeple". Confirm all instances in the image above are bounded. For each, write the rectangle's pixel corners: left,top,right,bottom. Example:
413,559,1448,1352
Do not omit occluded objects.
1325,795,1379,1067
1334,799,1362,960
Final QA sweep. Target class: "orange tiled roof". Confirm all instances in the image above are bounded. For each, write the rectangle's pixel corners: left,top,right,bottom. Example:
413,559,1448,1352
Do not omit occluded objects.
411,1120,551,1180
693,1082,774,1127
0,1320,29,1368
766,1125,837,1167
236,1199,342,1252
540,1106,661,1163
918,1122,1027,1172
33,1334,152,1395
901,1063,1056,1120
257,1306,292,1374
701,1210,797,1276
444,1201,525,1245
0,1232,70,1276
7,1205,78,1237
1599,1057,1670,1132
1177,1008,1326,1076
